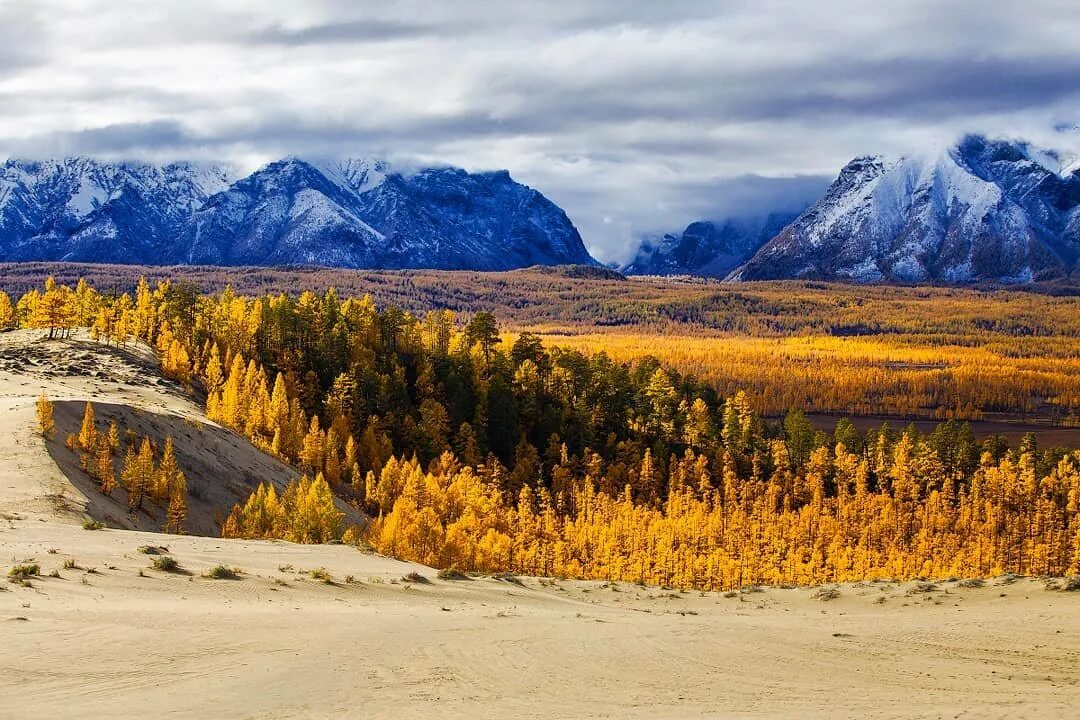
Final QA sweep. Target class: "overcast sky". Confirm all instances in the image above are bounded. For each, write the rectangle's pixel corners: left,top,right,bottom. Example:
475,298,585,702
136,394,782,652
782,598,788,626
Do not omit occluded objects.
1,0,1078,262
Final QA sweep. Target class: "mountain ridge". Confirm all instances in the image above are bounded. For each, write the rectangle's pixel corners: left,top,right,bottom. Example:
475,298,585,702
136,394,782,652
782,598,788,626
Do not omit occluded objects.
0,156,597,271
730,135,1080,283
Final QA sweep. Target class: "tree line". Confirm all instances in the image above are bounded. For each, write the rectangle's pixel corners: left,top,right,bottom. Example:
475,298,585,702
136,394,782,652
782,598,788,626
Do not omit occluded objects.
16,276,1080,588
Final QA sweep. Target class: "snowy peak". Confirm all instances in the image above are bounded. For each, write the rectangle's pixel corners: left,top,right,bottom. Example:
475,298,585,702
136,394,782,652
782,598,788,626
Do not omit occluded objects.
732,135,1080,283
0,157,232,263
0,155,596,271
622,213,800,277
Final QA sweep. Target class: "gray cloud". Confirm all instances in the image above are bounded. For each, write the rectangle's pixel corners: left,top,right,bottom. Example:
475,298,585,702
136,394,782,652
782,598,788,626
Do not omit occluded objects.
247,19,437,45
0,0,1077,263
0,2,49,75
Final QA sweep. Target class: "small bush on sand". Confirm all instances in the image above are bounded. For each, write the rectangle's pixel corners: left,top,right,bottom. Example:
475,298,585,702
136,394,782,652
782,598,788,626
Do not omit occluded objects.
1062,576,1080,592
310,567,332,582
907,581,939,594
82,519,105,531
151,556,181,573
205,565,240,580
437,567,470,581
957,578,985,589
812,586,840,601
8,563,40,582
62,558,79,570
138,545,169,555
402,571,430,584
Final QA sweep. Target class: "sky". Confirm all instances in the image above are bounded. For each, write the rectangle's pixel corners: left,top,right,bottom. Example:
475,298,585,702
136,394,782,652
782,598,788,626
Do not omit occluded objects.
0,0,1078,263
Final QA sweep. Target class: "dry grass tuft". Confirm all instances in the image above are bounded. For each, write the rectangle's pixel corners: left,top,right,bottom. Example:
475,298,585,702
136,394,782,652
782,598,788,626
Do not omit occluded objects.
205,565,241,580
907,581,939,594
812,586,841,601
151,556,181,573
8,563,40,582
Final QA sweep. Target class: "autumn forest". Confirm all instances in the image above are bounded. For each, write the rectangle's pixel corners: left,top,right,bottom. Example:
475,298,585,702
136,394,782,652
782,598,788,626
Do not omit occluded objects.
8,268,1080,590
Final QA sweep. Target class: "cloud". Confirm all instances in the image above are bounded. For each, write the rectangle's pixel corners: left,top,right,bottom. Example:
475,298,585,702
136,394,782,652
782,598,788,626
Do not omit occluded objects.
0,2,48,76
247,19,437,45
0,0,1077,262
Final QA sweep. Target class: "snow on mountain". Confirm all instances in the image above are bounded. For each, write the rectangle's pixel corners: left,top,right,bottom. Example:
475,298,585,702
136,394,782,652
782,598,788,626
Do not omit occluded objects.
731,135,1080,283
0,158,231,264
622,213,799,277
0,156,596,271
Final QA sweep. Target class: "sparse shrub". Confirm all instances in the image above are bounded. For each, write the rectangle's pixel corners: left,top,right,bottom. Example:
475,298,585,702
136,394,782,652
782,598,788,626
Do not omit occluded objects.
344,574,356,584
310,567,332,582
812,586,840,601
437,567,469,581
8,563,40,582
138,545,169,555
151,556,181,572
492,572,523,586
958,578,985,589
48,569,61,578
723,590,738,598
278,564,294,573
62,558,79,570
1063,577,1080,592
82,519,105,530
908,581,939,594
205,565,240,580
47,548,58,555
402,571,430,584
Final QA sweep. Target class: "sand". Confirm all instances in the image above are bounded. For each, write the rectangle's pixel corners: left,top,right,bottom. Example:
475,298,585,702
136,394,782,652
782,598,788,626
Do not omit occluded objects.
2,329,1079,719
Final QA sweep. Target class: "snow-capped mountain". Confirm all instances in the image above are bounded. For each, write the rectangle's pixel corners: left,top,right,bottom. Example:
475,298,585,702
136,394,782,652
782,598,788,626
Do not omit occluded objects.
0,156,597,270
731,135,1080,283
0,158,230,264
622,213,799,277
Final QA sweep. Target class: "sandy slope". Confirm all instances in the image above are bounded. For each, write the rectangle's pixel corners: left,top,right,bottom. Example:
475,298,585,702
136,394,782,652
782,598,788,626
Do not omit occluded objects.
1,329,1079,719
2,523,1079,719
0,329,361,535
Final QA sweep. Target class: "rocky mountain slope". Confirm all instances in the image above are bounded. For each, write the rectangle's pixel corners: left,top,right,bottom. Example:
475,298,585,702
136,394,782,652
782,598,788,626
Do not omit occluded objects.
731,135,1080,283
622,213,799,277
0,156,596,270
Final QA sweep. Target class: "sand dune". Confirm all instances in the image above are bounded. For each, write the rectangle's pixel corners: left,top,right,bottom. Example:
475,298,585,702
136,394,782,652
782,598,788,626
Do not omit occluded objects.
2,329,1079,719
0,329,361,535
3,522,1079,719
